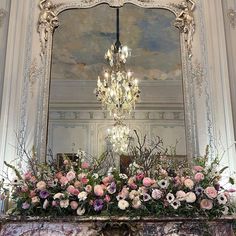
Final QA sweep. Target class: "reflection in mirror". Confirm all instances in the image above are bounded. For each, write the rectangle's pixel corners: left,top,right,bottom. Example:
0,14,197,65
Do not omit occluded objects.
47,4,186,164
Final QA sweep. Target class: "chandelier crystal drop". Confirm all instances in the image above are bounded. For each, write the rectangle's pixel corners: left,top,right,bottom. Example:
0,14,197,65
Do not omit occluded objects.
95,8,140,120
107,121,131,154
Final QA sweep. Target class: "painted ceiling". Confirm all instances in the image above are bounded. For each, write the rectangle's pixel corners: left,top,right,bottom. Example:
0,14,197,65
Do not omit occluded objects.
51,4,182,81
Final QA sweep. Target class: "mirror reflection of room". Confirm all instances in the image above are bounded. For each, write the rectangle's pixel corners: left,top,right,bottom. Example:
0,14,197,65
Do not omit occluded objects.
47,4,186,160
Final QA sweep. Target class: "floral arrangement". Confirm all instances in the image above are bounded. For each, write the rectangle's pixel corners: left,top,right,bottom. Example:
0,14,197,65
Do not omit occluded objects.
0,136,235,219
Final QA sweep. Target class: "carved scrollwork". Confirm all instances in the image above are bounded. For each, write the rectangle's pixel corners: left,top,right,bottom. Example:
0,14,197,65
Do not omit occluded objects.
173,0,195,58
0,8,7,27
38,0,59,59
93,221,143,236
228,8,236,29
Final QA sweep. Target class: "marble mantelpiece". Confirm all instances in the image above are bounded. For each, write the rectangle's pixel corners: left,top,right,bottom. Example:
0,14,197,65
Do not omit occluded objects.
0,216,235,236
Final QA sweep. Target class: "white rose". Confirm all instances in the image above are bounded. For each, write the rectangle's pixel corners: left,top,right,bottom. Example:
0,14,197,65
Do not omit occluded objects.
78,191,88,201
60,199,69,208
185,192,196,203
176,191,186,201
118,199,129,210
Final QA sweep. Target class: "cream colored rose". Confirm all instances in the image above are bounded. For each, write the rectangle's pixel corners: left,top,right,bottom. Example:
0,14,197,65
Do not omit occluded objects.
60,199,69,208
184,179,194,189
36,181,46,190
185,192,196,203
118,199,129,210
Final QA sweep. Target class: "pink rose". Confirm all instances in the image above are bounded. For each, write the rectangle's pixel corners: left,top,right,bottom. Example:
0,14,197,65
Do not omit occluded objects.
66,171,76,181
194,172,204,182
73,189,80,195
120,187,129,199
204,187,217,199
130,183,138,190
52,200,58,206
81,177,89,185
102,176,112,186
64,160,69,165
67,185,76,195
29,190,36,198
94,185,104,196
85,185,92,193
60,176,69,186
200,199,213,210
136,172,145,181
70,201,79,210
184,178,194,189
104,194,111,203
74,181,81,188
193,166,204,172
81,162,90,169
143,177,154,187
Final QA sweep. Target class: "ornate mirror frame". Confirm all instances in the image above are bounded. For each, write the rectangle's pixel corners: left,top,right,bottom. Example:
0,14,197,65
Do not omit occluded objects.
36,0,197,160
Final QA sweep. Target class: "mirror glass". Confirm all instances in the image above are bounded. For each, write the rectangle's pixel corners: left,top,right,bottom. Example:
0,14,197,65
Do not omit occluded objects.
48,4,186,160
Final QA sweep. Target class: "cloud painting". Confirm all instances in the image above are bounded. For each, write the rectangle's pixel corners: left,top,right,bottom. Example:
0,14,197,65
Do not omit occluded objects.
51,4,182,81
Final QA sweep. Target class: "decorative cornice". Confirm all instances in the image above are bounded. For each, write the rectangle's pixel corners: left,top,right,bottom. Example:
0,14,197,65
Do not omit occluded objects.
228,8,236,29
173,0,196,58
0,9,7,28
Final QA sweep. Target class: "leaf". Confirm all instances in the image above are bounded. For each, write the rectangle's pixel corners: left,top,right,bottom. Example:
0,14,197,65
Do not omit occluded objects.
229,177,235,185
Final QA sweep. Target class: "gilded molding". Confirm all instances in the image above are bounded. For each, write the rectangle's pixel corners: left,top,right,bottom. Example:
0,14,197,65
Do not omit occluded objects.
0,9,7,27
38,0,59,59
228,8,236,29
173,0,196,58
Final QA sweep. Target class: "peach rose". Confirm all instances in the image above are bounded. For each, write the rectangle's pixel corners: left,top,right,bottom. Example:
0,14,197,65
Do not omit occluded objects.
200,199,213,210
70,201,78,210
94,185,104,196
204,187,217,199
184,178,194,189
36,181,46,190
102,176,112,186
60,176,68,185
55,172,63,179
74,181,81,188
194,172,204,182
143,177,154,187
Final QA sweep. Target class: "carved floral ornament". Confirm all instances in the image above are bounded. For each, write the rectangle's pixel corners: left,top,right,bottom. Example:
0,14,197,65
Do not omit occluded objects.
0,8,7,27
37,0,196,59
228,8,236,29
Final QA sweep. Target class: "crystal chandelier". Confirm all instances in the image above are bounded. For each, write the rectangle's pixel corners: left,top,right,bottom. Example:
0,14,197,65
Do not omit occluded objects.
95,8,140,120
107,121,131,153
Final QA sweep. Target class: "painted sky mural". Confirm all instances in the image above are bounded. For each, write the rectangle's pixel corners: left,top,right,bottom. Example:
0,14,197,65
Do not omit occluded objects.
51,4,182,81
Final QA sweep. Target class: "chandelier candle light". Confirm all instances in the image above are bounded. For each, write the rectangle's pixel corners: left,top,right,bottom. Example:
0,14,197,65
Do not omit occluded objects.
95,8,140,120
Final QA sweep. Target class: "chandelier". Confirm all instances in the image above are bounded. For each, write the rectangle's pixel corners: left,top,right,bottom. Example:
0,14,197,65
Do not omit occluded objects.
107,121,131,154
95,8,140,120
